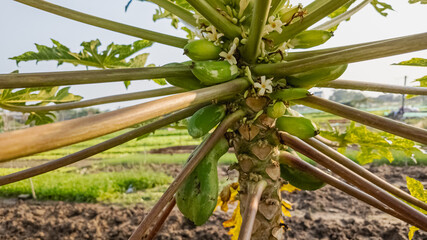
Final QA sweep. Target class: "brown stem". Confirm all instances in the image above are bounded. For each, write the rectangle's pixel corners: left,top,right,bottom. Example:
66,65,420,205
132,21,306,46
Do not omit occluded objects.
0,87,186,112
305,137,427,212
129,110,246,240
295,96,427,145
279,152,427,231
317,80,427,95
314,135,340,148
278,132,427,228
0,106,201,186
145,198,177,240
0,66,193,88
0,78,249,162
238,180,268,240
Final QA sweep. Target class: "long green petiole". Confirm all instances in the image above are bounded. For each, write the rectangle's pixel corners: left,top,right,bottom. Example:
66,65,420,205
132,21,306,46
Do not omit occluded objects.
186,0,242,38
0,87,186,112
0,78,249,162
15,0,188,48
0,105,201,186
295,96,427,145
0,65,193,88
265,0,351,48
242,0,272,63
148,0,197,27
317,80,427,95
253,32,427,77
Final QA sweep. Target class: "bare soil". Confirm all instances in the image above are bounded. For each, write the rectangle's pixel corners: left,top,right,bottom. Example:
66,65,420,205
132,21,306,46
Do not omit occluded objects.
1,165,426,240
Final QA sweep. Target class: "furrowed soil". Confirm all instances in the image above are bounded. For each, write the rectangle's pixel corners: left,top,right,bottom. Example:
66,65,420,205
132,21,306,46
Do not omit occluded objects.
1,165,426,240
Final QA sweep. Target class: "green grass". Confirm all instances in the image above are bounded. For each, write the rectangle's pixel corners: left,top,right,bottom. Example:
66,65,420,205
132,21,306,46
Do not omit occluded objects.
0,168,172,202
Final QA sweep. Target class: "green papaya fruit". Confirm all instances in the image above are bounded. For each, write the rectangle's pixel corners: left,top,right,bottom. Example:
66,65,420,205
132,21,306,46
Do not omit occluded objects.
267,101,287,119
269,88,310,101
164,62,206,90
276,116,319,139
280,160,326,191
184,39,222,61
176,137,229,225
188,104,227,138
191,61,240,86
286,64,348,88
290,30,333,49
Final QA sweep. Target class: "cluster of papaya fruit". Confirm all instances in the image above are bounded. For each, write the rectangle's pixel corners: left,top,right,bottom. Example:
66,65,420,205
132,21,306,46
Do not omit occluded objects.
171,16,347,226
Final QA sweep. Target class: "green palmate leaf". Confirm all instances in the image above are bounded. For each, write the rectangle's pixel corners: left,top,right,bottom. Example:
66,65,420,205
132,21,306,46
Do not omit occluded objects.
0,87,82,107
370,0,394,16
321,122,421,165
414,75,427,87
153,8,180,29
394,58,427,67
405,176,427,239
26,112,56,126
10,39,153,69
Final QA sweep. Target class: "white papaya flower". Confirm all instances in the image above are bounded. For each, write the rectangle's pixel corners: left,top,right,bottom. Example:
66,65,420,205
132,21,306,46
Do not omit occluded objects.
254,76,273,96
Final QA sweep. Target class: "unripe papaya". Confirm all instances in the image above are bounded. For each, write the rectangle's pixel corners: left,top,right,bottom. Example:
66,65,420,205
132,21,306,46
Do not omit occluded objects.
290,30,333,49
286,64,348,88
184,39,222,61
188,104,227,138
269,88,310,101
280,160,326,191
267,101,287,119
176,137,229,225
276,116,319,139
191,61,240,86
164,62,205,90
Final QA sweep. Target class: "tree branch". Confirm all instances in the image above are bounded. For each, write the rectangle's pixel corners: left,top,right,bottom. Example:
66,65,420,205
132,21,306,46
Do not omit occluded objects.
317,79,427,95
0,87,185,112
238,180,268,240
253,32,427,77
295,96,427,145
313,0,373,31
129,109,246,240
279,151,427,231
148,0,197,27
0,106,201,186
241,0,272,63
186,0,241,39
305,137,427,212
0,78,249,162
145,198,177,240
0,65,193,88
278,132,427,229
14,0,188,48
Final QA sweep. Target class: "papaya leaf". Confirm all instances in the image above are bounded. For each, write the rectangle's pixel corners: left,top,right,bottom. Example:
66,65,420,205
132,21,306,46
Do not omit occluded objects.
414,75,427,87
0,87,82,107
370,0,394,16
408,226,419,240
393,58,427,67
328,0,356,18
26,112,56,125
404,176,427,239
10,39,153,69
223,202,242,240
321,122,421,165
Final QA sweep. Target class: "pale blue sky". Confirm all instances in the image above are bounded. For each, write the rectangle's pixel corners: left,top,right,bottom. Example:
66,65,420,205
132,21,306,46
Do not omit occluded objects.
1,0,426,110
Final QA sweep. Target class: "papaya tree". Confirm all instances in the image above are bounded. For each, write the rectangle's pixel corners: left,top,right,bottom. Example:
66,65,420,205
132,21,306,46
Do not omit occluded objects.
1,0,427,239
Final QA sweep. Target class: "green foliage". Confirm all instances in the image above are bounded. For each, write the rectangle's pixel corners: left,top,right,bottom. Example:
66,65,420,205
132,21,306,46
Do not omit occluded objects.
0,167,172,202
405,176,427,239
414,75,427,87
321,122,422,165
394,58,427,67
370,0,394,16
10,39,152,69
408,0,427,4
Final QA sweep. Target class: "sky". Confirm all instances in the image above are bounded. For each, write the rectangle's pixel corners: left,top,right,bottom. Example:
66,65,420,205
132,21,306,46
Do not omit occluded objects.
0,0,426,110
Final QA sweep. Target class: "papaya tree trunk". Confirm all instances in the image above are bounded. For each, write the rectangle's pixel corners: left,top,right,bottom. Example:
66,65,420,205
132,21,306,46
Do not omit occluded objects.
232,97,284,240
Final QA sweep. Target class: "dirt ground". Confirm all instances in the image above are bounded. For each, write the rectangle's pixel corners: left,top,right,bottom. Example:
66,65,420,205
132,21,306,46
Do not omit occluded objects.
1,165,426,240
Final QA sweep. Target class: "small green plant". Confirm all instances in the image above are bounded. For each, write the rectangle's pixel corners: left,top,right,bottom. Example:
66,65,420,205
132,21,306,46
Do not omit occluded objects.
0,0,427,239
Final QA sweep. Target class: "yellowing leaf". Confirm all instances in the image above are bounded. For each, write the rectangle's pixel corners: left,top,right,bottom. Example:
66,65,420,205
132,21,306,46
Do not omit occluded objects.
408,226,419,240
223,202,242,240
280,183,300,193
281,200,292,217
216,182,240,212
